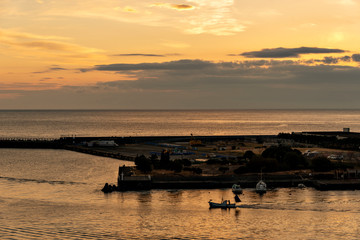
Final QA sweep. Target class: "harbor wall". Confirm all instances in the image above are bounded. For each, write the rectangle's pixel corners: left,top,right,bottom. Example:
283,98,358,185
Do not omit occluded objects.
0,135,276,148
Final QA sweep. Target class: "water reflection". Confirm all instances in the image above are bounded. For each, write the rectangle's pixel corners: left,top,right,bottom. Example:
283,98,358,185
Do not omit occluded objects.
234,209,241,220
166,189,184,202
2,148,360,239
137,191,152,203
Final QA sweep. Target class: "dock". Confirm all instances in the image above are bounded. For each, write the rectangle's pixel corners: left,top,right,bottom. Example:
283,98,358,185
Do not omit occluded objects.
312,179,360,190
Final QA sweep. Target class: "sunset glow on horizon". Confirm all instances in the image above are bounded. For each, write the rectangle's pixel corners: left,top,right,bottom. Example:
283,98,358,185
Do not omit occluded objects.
1,0,360,109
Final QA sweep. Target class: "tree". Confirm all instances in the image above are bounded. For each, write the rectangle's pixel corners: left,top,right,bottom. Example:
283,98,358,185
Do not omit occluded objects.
219,166,229,173
150,153,160,169
311,157,333,172
246,155,279,172
160,149,170,169
262,146,306,170
182,158,192,167
135,155,153,173
243,150,255,160
262,146,292,162
283,152,308,169
171,159,183,173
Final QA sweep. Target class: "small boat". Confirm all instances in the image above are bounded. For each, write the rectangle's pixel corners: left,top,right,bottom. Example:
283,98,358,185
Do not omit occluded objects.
232,184,243,194
208,200,236,209
298,183,306,189
256,180,267,194
256,170,267,194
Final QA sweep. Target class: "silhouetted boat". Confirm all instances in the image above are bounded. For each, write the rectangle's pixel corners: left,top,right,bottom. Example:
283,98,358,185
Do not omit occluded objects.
256,170,267,194
256,180,267,194
232,184,243,194
298,183,306,189
208,199,236,209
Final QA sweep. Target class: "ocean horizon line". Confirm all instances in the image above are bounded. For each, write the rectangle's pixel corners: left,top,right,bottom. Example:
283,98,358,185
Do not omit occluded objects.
0,108,360,111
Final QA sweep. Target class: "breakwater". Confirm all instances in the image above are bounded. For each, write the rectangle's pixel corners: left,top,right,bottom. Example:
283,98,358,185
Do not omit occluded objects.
64,145,136,161
0,135,275,159
0,135,276,147
0,137,63,148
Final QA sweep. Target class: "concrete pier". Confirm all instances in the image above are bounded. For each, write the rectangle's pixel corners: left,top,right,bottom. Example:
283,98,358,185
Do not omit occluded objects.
312,179,360,190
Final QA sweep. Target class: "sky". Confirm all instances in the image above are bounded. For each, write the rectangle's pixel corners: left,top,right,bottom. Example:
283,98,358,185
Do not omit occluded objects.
1,0,360,109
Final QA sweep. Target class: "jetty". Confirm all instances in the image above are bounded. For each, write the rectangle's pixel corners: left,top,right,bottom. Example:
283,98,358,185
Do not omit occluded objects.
105,166,312,192
312,179,360,190
0,135,276,161
0,135,276,147
107,172,360,192
2,133,360,191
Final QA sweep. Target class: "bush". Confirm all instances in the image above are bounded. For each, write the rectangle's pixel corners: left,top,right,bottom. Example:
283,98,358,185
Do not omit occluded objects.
262,146,307,170
182,158,192,167
246,155,279,172
184,167,203,174
218,167,229,173
171,159,183,173
206,158,222,165
151,158,160,169
234,166,248,174
243,150,255,160
283,152,308,170
311,157,333,172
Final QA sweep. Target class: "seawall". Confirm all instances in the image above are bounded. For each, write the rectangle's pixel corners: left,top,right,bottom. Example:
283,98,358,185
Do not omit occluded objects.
0,135,276,147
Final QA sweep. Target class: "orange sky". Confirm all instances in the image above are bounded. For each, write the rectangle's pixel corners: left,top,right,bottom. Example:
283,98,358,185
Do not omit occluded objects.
1,0,360,109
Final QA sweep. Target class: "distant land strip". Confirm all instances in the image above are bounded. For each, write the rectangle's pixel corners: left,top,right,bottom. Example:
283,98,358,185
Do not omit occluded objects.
0,135,276,147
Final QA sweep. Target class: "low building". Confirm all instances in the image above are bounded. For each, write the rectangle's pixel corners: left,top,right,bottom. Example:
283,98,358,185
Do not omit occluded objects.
86,140,118,147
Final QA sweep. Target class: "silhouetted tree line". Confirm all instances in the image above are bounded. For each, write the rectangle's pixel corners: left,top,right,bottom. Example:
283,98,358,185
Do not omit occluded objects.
134,149,198,173
278,133,360,150
135,145,348,175
234,145,343,174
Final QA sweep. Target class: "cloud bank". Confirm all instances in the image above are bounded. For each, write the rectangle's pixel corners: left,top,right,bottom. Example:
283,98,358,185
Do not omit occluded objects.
83,59,214,72
3,57,360,109
241,47,346,58
112,53,181,57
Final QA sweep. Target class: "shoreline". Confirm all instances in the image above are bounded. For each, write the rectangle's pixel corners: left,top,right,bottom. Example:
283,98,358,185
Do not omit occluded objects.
113,173,360,192
107,178,360,192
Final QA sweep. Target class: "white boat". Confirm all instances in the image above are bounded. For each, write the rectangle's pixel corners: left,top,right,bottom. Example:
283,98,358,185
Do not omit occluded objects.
232,184,243,194
298,183,306,189
256,180,267,194
208,200,236,209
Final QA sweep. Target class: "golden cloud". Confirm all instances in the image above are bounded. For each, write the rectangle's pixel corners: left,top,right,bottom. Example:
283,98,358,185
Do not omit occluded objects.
171,4,194,10
0,28,102,54
151,3,195,11
122,6,137,13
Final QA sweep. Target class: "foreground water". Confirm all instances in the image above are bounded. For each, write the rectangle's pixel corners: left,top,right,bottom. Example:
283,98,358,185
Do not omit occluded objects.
1,149,360,239
1,110,360,239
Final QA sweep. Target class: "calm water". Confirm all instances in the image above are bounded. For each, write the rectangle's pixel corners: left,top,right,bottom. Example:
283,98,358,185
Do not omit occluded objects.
1,149,360,239
0,109,360,138
1,110,360,239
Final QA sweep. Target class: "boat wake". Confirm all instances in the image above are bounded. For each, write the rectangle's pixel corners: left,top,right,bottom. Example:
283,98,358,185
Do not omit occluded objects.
0,176,86,185
238,203,357,213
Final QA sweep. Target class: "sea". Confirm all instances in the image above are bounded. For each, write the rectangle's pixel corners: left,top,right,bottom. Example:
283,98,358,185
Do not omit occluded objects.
1,109,360,239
